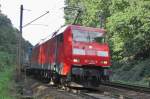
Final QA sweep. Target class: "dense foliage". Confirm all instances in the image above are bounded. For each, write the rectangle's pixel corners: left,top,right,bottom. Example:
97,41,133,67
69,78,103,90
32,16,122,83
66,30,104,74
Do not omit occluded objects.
0,52,15,99
0,13,19,54
64,0,150,85
0,12,31,97
0,13,32,67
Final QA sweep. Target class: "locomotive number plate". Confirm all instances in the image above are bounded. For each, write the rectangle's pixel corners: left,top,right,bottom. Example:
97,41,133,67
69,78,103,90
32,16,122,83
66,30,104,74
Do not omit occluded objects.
86,50,96,55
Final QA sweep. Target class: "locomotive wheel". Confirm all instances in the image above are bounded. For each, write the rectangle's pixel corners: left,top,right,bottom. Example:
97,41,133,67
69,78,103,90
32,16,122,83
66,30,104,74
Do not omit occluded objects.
51,73,60,85
60,77,65,90
103,75,109,81
65,87,71,92
49,78,54,85
105,76,110,81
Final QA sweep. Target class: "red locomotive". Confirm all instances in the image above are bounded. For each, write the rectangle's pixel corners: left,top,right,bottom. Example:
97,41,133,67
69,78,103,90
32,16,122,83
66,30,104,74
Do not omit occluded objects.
28,25,111,87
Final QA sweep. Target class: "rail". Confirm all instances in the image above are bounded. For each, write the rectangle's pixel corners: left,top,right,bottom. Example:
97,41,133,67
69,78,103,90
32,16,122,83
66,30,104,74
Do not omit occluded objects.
100,81,150,94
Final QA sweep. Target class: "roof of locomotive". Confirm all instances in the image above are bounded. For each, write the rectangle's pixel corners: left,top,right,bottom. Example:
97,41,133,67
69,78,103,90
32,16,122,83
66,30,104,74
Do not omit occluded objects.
53,25,106,37
34,25,106,47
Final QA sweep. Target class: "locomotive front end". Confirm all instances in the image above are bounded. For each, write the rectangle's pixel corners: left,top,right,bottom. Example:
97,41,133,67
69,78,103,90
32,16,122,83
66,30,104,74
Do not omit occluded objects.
70,26,111,87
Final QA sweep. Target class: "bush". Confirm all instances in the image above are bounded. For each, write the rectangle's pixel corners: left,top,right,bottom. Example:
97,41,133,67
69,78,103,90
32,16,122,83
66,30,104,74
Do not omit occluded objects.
0,66,15,99
0,52,14,71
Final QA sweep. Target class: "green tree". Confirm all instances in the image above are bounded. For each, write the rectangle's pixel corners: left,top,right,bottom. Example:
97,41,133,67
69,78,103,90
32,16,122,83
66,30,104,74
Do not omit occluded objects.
65,0,150,84
107,0,150,60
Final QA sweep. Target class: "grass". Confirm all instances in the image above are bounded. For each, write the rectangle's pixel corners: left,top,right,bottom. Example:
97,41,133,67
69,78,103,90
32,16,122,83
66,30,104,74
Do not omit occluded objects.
0,51,16,99
111,58,150,87
0,67,15,99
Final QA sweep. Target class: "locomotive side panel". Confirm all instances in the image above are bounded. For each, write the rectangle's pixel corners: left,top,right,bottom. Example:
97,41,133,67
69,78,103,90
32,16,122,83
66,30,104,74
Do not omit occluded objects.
56,33,65,74
31,46,40,69
60,27,72,76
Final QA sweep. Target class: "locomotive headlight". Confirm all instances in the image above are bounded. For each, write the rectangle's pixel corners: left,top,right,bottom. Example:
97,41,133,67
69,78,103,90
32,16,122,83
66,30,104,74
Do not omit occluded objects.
73,58,80,62
103,61,108,64
101,61,108,64
97,51,108,57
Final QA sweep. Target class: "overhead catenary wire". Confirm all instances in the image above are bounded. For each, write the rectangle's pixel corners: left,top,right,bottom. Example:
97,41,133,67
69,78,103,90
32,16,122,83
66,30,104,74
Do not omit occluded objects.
23,11,49,28
31,6,81,45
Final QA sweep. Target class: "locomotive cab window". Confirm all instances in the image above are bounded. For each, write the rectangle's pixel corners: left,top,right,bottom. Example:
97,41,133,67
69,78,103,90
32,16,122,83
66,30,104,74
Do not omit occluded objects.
89,31,105,43
72,29,105,43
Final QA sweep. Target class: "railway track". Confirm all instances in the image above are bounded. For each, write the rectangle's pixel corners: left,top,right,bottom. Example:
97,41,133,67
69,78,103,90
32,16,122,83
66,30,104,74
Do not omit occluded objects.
79,92,113,99
98,81,150,99
101,81,150,93
23,72,150,99
22,74,114,99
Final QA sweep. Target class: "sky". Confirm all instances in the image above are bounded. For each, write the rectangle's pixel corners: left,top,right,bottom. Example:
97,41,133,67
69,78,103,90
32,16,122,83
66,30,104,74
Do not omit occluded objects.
0,0,65,45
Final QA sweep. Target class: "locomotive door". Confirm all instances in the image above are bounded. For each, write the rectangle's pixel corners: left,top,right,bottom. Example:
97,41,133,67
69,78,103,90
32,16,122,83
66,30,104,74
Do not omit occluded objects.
54,33,63,73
